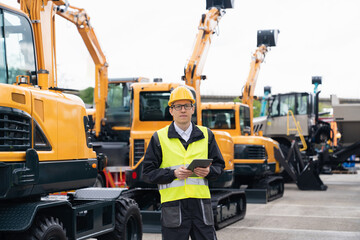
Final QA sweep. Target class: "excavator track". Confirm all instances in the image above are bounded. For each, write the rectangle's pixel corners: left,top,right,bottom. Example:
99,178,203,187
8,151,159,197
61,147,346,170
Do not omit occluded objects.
265,176,284,201
210,189,246,230
247,175,284,203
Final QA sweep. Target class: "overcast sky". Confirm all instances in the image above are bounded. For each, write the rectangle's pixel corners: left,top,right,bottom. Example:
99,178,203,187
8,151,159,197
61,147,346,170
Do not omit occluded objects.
4,0,360,99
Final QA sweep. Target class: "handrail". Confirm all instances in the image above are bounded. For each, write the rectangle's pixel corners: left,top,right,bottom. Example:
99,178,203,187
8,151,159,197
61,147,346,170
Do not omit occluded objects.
286,110,307,151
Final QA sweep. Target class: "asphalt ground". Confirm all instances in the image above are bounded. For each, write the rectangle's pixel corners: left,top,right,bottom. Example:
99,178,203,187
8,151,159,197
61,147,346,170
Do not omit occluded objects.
142,169,360,240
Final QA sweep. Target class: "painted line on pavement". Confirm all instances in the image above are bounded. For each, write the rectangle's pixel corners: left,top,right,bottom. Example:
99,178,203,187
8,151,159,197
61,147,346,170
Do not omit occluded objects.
246,213,360,219
226,226,360,235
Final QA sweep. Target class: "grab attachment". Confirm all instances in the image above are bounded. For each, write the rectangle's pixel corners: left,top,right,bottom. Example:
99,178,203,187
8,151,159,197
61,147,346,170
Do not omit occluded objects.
274,141,327,191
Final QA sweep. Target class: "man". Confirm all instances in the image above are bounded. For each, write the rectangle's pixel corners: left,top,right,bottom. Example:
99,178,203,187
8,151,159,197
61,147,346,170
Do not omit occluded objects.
142,86,225,240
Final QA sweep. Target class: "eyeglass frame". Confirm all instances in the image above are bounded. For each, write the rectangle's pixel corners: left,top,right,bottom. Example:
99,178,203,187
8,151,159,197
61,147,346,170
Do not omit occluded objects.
170,103,194,111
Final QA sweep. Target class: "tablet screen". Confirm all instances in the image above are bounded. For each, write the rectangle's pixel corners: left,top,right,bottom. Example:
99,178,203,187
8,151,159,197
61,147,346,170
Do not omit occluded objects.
187,159,213,171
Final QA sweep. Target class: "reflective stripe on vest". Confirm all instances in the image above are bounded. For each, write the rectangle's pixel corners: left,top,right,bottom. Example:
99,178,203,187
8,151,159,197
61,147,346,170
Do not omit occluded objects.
157,125,211,203
158,178,209,190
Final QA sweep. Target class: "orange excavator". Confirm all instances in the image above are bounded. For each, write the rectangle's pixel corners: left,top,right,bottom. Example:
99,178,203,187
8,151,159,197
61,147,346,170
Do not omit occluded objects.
202,30,286,202
202,30,327,201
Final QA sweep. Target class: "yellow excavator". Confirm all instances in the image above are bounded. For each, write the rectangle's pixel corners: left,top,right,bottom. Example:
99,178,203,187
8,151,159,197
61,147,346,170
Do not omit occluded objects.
89,77,150,188
202,30,327,202
202,30,285,202
0,1,143,239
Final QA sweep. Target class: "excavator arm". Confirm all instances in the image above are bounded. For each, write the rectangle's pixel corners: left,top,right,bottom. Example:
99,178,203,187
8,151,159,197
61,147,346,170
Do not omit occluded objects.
241,29,279,135
182,7,223,88
182,3,232,125
19,0,108,137
54,3,108,137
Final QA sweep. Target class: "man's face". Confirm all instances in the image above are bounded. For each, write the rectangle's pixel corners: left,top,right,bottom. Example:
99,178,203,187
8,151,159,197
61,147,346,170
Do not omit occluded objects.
169,100,194,125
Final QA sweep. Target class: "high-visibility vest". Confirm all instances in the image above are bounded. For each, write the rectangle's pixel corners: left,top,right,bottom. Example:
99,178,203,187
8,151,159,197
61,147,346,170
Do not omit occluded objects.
157,125,211,203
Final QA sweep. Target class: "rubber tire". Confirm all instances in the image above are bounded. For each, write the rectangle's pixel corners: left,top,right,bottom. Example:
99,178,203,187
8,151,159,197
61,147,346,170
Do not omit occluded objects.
98,197,142,240
94,173,105,187
26,215,67,240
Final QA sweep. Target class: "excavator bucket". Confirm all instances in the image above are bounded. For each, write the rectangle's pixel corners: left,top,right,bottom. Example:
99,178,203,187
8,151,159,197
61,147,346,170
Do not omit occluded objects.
274,142,327,191
312,76,322,85
257,29,279,47
206,0,234,9
297,161,327,190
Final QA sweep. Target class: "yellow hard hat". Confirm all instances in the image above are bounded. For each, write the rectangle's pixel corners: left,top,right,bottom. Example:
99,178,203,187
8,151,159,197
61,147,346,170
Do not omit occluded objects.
168,86,195,106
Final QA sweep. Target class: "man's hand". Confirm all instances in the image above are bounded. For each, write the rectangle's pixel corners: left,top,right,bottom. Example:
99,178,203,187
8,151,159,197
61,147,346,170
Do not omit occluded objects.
174,166,193,180
193,166,210,178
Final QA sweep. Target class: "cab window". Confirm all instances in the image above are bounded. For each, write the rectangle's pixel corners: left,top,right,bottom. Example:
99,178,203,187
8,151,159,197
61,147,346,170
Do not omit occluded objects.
269,95,279,117
0,10,36,85
140,91,172,121
105,82,131,127
139,88,197,123
202,109,235,129
296,93,309,115
279,94,295,116
240,106,251,135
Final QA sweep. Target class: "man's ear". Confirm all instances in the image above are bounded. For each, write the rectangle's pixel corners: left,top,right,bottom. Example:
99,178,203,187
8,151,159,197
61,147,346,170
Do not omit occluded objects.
169,107,174,116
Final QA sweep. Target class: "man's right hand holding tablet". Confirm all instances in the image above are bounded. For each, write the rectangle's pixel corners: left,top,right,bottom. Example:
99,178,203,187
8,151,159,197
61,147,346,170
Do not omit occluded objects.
174,166,193,180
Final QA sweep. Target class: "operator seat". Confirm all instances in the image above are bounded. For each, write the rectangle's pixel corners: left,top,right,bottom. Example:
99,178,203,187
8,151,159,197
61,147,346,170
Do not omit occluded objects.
144,99,163,120
214,113,229,129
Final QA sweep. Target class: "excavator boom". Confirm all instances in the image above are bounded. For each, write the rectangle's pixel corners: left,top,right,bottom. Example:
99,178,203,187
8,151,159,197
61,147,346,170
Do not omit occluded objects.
241,29,279,135
182,0,247,230
201,29,285,203
54,3,108,137
182,6,228,125
20,0,108,137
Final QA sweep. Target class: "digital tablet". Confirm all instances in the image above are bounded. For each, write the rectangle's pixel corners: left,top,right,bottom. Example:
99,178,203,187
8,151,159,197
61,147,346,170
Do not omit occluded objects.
187,159,213,171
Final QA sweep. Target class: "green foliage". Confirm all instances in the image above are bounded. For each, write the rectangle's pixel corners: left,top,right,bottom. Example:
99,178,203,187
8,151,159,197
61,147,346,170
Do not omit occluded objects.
79,87,94,104
319,102,332,117
233,97,241,102
233,97,261,118
253,99,261,117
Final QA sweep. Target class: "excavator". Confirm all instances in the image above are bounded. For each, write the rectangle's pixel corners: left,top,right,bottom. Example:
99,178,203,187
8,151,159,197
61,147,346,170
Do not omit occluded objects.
0,1,142,239
89,77,150,187
254,77,360,175
201,30,327,203
253,76,333,158
202,30,285,202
